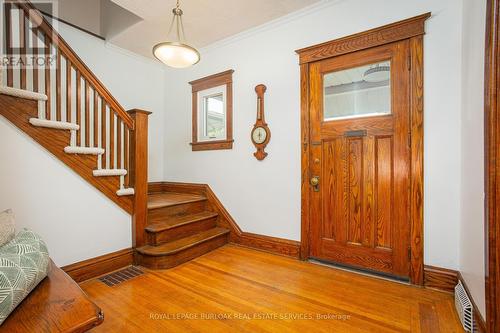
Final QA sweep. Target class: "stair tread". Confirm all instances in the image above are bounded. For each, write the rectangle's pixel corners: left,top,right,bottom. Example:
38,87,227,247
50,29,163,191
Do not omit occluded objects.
147,192,207,210
137,227,229,256
146,211,219,233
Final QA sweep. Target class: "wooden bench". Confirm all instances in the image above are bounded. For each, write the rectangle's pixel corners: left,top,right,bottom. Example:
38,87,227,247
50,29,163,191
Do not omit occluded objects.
0,260,103,332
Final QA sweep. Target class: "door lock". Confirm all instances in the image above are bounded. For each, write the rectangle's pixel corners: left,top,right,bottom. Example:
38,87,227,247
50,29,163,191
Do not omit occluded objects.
310,176,320,192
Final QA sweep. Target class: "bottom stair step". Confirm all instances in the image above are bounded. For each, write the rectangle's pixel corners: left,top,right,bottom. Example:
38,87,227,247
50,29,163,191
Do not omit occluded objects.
136,227,229,269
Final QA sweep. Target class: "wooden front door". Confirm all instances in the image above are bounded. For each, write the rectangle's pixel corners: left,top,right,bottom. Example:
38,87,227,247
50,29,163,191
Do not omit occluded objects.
308,40,411,279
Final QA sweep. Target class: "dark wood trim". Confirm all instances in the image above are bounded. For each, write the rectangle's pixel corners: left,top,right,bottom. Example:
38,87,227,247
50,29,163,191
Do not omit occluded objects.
300,62,311,260
190,139,234,151
189,70,234,151
458,272,487,333
409,35,425,285
189,70,235,91
295,12,431,64
206,182,301,258
423,265,458,293
233,233,300,258
62,248,134,283
149,182,301,259
128,109,152,249
420,266,486,332
485,0,500,332
298,14,428,285
423,266,486,332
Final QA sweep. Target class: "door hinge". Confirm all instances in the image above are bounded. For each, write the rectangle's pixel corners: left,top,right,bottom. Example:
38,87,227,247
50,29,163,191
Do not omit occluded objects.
407,54,412,71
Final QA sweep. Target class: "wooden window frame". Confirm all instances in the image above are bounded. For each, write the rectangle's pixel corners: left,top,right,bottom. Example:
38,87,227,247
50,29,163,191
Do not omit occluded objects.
189,70,234,151
296,13,430,285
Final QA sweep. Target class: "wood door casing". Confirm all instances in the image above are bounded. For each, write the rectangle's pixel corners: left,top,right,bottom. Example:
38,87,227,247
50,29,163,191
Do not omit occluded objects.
297,13,429,285
485,0,500,331
309,41,411,278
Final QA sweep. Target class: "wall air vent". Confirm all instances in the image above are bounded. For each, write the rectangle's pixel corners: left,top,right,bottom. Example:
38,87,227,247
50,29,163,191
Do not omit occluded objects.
454,280,474,332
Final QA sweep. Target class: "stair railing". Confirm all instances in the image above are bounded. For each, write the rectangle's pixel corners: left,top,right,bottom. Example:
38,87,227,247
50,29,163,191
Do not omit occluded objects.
2,0,149,246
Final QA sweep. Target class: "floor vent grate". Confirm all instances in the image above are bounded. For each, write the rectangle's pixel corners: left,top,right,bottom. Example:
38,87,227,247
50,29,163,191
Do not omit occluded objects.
99,266,144,287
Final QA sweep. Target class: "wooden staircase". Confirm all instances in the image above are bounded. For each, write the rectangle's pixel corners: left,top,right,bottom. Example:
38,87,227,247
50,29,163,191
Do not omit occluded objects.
1,0,230,269
136,191,229,269
0,0,143,213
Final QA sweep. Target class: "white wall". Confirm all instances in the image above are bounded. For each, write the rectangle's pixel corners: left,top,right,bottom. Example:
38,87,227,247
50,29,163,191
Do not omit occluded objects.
0,118,131,266
163,0,464,269
460,0,486,319
0,22,167,266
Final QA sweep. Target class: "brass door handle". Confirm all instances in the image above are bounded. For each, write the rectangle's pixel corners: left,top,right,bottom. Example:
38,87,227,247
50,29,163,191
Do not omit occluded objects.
310,176,320,191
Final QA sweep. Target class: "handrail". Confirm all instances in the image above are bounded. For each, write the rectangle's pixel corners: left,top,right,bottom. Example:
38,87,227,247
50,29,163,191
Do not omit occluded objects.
2,0,152,245
11,0,134,129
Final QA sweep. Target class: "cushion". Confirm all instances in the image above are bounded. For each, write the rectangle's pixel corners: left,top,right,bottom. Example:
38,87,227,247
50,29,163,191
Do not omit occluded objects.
0,229,50,325
0,210,15,248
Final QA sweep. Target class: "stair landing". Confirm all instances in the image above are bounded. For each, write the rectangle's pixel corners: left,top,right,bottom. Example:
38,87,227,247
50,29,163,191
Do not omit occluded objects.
148,192,206,209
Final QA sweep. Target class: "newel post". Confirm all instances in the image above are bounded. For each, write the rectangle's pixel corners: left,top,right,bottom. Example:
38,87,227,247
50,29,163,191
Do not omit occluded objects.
128,109,152,248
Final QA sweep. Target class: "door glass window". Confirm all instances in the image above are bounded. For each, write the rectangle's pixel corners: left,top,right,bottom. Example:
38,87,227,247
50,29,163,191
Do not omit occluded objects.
323,61,391,121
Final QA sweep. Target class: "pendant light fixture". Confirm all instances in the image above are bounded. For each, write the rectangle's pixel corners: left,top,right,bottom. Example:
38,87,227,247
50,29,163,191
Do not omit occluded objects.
153,0,200,68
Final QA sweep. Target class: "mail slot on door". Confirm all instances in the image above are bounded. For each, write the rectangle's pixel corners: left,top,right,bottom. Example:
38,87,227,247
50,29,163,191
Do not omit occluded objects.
344,130,367,137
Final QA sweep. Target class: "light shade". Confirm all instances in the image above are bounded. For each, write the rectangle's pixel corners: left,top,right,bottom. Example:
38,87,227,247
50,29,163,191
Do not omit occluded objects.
153,42,200,69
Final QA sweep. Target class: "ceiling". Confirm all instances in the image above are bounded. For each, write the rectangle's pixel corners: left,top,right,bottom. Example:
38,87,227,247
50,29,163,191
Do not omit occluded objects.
110,0,321,58
46,0,321,59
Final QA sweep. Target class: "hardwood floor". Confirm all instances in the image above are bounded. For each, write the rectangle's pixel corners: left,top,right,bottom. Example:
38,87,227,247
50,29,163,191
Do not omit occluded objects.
81,245,463,332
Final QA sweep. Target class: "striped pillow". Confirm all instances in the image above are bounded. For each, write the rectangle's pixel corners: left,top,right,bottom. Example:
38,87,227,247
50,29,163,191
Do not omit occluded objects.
0,210,15,248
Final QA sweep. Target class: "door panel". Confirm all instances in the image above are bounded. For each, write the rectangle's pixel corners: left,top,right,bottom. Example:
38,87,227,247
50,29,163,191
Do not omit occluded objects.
309,40,410,278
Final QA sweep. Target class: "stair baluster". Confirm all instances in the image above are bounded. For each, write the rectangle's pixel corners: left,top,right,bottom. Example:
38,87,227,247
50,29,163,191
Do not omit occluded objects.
1,0,147,215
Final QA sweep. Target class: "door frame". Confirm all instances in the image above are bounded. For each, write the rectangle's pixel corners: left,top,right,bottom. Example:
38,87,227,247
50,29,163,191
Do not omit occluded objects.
296,13,430,285
485,0,500,331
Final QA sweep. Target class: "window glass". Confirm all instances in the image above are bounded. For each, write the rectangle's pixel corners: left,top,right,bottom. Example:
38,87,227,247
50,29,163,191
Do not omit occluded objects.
197,85,226,142
204,94,225,139
324,61,391,121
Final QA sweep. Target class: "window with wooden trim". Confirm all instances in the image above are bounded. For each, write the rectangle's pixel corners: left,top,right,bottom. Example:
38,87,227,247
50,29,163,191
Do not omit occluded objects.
189,70,234,151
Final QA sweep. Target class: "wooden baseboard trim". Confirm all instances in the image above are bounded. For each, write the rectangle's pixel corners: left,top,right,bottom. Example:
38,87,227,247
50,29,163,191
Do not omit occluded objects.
204,184,301,258
234,232,301,259
62,248,134,283
458,272,487,333
150,181,301,259
423,265,458,293
423,266,486,332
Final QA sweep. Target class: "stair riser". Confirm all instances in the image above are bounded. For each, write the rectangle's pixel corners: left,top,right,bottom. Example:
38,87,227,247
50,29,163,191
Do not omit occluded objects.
148,201,207,222
135,233,228,269
147,216,218,246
